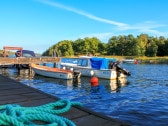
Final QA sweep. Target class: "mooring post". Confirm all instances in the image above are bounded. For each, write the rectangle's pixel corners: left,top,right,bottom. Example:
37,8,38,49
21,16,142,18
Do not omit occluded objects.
28,64,32,74
53,63,56,68
17,64,21,74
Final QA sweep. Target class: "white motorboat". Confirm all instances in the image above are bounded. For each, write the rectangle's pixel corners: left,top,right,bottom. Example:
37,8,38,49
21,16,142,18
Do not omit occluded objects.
60,56,130,80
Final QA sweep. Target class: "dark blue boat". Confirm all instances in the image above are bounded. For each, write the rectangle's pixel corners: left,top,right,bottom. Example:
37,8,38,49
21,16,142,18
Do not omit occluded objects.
15,50,35,57
15,50,36,69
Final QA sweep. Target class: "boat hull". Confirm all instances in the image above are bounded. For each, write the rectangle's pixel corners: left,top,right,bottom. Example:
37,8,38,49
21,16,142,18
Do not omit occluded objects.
31,64,73,80
71,67,126,79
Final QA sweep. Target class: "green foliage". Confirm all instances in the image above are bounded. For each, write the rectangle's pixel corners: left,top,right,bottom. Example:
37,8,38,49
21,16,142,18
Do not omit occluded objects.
55,40,74,56
72,37,100,55
146,42,158,57
98,42,107,55
42,34,168,57
42,40,74,56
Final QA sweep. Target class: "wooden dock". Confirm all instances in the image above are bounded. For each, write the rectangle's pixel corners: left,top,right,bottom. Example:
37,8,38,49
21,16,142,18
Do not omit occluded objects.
0,74,129,126
0,57,60,65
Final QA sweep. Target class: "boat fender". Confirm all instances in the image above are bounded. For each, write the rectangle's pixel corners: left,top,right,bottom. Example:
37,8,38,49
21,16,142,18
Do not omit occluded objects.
90,70,94,76
63,66,66,70
90,77,99,87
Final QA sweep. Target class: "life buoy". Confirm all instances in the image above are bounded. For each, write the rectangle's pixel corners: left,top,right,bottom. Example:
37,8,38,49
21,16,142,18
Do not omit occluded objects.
16,52,21,57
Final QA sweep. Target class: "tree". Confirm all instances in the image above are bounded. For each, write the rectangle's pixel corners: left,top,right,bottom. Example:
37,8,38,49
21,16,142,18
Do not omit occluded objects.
73,37,100,55
42,34,168,57
125,34,137,56
84,37,100,55
98,42,107,55
136,34,148,56
156,36,166,56
73,38,84,55
107,36,118,55
162,39,168,56
56,40,74,56
146,42,158,57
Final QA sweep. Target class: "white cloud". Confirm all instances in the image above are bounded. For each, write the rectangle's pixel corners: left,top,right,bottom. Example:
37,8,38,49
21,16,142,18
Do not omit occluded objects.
37,0,167,39
79,32,114,41
37,0,127,27
117,21,167,36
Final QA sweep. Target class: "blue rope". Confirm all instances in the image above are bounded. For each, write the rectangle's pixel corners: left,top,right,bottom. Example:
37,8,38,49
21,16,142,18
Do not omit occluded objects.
0,99,82,126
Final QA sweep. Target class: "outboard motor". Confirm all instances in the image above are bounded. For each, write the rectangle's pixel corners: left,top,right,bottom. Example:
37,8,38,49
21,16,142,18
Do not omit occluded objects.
73,70,81,83
120,68,131,76
116,65,131,76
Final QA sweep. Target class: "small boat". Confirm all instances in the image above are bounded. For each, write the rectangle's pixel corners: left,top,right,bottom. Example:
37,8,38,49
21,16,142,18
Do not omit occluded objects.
15,50,36,69
60,56,130,80
0,46,36,69
30,63,78,80
122,59,138,64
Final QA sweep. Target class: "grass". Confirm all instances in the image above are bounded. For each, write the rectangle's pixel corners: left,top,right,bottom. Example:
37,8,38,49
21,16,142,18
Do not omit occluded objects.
77,55,168,64
105,56,168,64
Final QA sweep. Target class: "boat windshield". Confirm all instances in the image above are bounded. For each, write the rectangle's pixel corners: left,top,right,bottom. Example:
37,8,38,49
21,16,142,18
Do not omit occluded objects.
77,59,88,66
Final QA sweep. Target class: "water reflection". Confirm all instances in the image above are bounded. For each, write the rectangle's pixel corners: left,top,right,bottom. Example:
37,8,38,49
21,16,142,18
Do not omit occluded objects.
98,78,128,92
0,68,11,76
4,69,34,81
79,77,128,93
0,68,128,93
33,75,74,87
1,64,168,125
110,78,128,92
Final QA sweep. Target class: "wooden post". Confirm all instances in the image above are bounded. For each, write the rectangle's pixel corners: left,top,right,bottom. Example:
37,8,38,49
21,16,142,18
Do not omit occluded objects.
53,63,56,68
28,64,32,74
17,64,21,74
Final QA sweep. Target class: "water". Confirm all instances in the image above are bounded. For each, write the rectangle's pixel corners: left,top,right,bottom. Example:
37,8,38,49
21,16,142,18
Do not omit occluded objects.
0,63,168,126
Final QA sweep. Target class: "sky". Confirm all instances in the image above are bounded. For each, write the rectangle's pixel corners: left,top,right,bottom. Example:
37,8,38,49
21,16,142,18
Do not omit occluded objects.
0,0,168,54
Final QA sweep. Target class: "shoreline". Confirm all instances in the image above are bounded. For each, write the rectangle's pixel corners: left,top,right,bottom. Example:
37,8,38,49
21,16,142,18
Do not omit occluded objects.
65,56,168,64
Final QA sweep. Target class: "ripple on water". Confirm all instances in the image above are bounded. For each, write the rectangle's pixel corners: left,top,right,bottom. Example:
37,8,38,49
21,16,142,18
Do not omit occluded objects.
1,64,168,125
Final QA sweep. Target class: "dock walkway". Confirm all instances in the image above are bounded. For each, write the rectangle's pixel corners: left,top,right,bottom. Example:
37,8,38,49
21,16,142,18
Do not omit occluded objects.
0,74,129,126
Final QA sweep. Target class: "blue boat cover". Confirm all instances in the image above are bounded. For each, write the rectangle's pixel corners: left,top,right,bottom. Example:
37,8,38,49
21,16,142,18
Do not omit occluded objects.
16,50,35,57
90,57,116,70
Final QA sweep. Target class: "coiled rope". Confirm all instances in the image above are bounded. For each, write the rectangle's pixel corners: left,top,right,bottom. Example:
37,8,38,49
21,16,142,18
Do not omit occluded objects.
0,99,82,126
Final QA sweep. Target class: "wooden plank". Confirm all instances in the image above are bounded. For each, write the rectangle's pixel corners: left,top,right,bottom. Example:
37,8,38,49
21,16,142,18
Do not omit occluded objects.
0,92,48,99
0,74,130,126
73,115,111,126
0,93,48,104
0,88,36,96
0,83,24,90
60,107,90,119
0,57,61,65
19,98,57,106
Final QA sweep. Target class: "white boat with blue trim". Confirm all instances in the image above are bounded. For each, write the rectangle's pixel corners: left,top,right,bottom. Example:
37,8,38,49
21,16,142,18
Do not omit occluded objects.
60,56,130,80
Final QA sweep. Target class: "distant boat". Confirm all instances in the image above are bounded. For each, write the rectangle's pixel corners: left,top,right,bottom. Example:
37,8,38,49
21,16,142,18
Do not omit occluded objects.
122,59,138,64
30,63,77,80
15,50,36,57
0,46,36,69
60,56,131,80
15,50,36,69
